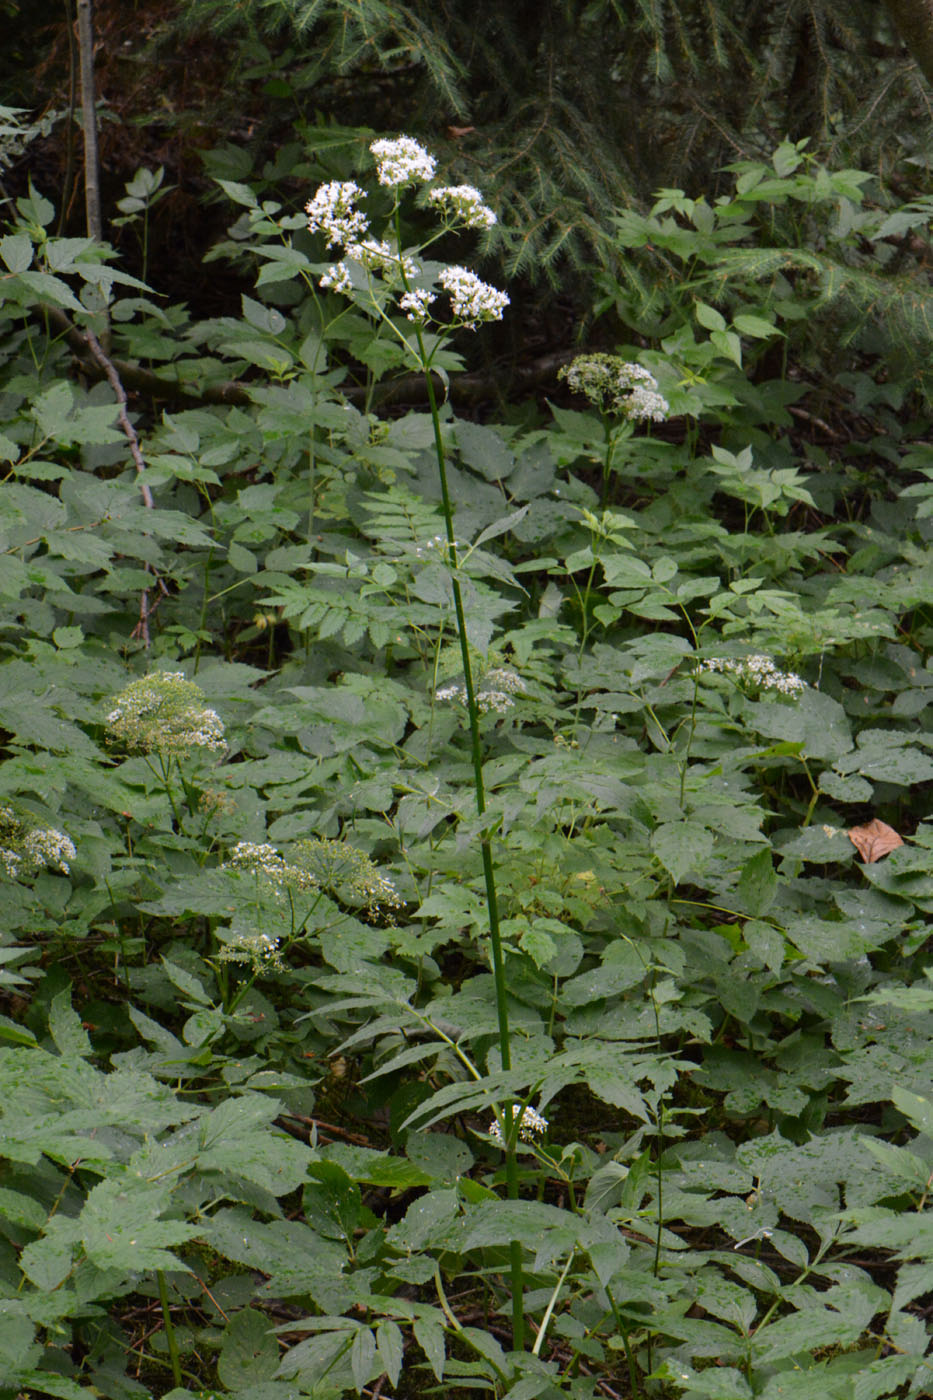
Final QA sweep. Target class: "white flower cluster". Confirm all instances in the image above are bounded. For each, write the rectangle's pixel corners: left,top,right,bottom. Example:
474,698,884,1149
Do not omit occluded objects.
427,184,497,229
438,265,509,329
344,238,420,286
399,288,436,322
698,654,805,697
304,180,369,248
0,805,75,878
199,788,237,819
371,136,437,187
306,136,507,334
291,837,404,912
106,672,226,756
559,354,670,421
319,262,352,293
407,533,461,559
488,1103,548,1144
225,837,403,913
436,667,525,715
226,841,300,888
218,928,284,974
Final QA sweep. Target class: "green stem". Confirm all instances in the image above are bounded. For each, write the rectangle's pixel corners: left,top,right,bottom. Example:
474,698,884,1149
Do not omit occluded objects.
606,1286,642,1400
152,754,184,832
532,1251,574,1356
800,756,820,826
600,416,616,508
414,319,524,1352
157,1269,183,1388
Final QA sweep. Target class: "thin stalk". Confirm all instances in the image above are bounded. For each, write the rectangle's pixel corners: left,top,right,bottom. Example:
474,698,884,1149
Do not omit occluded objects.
414,321,524,1352
151,754,184,832
532,1252,574,1357
646,964,666,1279
156,1269,183,1388
606,1286,642,1400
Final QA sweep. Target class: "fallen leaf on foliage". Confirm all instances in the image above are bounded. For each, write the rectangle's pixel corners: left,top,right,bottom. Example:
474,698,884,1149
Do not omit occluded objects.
447,125,476,138
847,819,904,863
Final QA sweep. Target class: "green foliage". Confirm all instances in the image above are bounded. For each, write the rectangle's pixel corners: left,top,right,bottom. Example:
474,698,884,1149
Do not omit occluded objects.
165,0,931,282
1,123,933,1400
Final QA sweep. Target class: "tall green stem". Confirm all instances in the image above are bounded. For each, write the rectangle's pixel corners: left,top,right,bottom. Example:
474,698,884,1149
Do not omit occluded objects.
414,324,524,1351
157,1269,183,1388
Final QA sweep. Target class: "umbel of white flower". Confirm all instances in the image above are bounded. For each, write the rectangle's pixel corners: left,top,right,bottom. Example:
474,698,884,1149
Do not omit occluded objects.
371,135,437,187
225,837,403,914
488,1103,548,1144
436,666,525,715
305,135,507,332
218,926,285,975
106,672,226,756
697,654,805,698
559,353,669,422
0,804,75,879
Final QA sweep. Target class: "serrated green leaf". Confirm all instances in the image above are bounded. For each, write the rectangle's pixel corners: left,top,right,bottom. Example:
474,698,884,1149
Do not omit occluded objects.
48,987,92,1059
376,1320,404,1387
218,1307,280,1391
413,1316,445,1380
651,821,714,884
217,178,259,207
79,1178,198,1271
351,1326,376,1393
0,1299,36,1369
891,1085,933,1138
736,848,777,915
0,233,33,273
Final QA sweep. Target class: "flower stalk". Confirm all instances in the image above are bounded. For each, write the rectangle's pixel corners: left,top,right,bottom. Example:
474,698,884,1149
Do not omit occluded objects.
417,327,525,1349
305,134,523,1349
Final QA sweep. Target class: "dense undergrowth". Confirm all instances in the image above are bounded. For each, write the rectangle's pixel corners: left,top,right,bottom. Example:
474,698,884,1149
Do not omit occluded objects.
1,112,933,1400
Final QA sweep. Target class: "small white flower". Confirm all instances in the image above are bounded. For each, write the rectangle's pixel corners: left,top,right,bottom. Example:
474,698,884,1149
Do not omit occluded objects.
427,184,497,229
435,667,524,714
218,928,285,974
345,236,393,270
225,837,402,913
21,827,76,874
399,288,435,322
438,265,509,328
320,261,352,293
698,654,805,697
227,841,293,885
343,239,421,289
0,806,75,878
106,673,226,756
305,181,369,248
370,136,437,187
626,382,670,422
559,355,670,421
0,847,21,877
488,1103,548,1143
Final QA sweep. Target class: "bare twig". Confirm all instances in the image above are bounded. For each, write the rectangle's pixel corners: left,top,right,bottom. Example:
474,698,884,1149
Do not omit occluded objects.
81,329,168,646
788,404,844,440
277,1112,372,1146
83,330,153,507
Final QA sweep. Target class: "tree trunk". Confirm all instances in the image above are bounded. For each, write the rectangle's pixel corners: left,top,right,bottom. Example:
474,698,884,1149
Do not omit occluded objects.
76,0,102,241
884,0,933,84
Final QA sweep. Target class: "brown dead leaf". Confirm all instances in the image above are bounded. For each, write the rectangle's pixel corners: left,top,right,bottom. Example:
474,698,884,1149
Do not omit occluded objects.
447,125,476,138
847,818,904,863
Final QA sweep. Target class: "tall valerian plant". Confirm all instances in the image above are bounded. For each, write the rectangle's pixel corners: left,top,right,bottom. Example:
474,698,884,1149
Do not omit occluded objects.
558,352,670,506
304,134,530,1347
105,670,226,835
